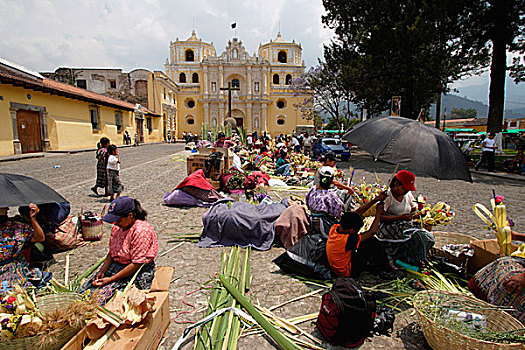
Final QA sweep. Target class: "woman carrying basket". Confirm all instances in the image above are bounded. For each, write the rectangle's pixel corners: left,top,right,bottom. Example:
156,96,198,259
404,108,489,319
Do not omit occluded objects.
81,196,158,303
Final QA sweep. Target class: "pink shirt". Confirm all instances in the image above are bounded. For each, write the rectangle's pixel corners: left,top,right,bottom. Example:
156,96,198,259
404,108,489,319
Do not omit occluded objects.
109,220,158,264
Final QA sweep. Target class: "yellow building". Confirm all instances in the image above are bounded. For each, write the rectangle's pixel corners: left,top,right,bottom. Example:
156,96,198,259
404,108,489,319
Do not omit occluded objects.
0,58,161,156
166,31,313,137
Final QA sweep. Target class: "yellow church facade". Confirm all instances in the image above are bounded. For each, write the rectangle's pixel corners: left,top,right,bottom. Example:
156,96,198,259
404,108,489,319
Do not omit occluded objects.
165,31,313,138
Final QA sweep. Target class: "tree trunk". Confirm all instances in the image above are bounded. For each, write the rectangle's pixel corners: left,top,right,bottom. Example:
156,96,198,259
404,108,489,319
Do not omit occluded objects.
403,78,416,120
435,92,441,128
487,0,508,133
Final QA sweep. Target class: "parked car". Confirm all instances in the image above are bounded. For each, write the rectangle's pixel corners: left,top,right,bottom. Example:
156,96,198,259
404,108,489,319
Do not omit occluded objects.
312,138,351,161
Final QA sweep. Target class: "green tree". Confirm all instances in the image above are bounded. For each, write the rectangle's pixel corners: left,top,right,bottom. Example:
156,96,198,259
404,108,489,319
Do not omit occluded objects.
451,107,478,118
291,64,354,131
322,0,491,119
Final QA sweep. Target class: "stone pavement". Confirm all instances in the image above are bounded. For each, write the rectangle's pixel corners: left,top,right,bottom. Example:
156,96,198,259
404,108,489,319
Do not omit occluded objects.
0,144,523,349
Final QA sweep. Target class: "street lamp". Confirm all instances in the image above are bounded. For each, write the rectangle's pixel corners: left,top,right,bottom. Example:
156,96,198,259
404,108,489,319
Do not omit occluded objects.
220,82,240,125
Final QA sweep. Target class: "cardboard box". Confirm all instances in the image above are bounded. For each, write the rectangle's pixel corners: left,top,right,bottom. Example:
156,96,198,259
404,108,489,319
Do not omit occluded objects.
469,239,518,274
198,147,232,158
187,154,234,179
61,266,174,350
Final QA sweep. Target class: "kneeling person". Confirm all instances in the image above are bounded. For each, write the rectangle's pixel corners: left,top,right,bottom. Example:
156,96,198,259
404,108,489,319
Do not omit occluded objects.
326,193,386,278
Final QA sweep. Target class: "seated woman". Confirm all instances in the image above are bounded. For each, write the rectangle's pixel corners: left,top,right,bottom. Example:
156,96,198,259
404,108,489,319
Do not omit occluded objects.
376,170,435,266
0,204,44,291
275,150,291,176
213,132,235,148
469,231,525,323
82,196,158,303
306,167,349,236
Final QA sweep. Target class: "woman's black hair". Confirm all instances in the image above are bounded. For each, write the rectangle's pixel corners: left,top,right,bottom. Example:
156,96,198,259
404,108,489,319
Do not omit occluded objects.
217,132,225,140
260,145,268,153
132,199,148,220
319,173,333,190
389,176,402,188
280,149,287,158
340,212,364,231
107,144,117,154
100,137,110,146
321,152,336,163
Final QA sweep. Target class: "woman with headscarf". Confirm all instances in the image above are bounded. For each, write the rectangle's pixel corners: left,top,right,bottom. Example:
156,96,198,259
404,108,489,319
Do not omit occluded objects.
376,170,434,266
91,137,110,196
0,204,44,291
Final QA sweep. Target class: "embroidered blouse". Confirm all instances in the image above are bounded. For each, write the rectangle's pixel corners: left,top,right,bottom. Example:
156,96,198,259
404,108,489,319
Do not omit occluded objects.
109,220,158,264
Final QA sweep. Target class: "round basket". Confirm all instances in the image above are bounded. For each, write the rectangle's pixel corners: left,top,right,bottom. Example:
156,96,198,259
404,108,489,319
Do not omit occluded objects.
413,290,525,350
0,293,83,350
81,218,104,241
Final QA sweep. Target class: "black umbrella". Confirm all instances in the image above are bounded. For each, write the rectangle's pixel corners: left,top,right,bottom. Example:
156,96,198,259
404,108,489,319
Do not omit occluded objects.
0,173,68,207
343,116,472,182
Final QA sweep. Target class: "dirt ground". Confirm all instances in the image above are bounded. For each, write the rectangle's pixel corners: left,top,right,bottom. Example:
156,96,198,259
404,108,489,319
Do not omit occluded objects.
3,143,523,349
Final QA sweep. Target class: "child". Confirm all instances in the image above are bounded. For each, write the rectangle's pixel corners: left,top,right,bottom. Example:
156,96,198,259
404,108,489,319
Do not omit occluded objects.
326,191,388,278
106,145,123,201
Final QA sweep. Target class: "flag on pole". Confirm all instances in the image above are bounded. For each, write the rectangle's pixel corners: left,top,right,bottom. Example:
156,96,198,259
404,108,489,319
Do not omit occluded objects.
231,22,237,29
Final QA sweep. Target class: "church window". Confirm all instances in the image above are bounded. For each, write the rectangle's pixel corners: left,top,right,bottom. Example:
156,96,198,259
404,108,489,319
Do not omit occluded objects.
273,74,280,85
186,99,196,108
179,72,186,83
109,79,117,89
231,79,240,88
192,72,199,83
276,99,286,109
186,116,195,125
211,82,217,92
233,48,238,59
185,50,195,62
77,79,87,89
278,50,287,63
254,82,259,92
285,74,292,85
277,115,286,125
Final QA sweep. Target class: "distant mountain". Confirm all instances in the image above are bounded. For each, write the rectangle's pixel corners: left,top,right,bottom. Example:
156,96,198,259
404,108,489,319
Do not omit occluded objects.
454,79,525,110
430,94,487,119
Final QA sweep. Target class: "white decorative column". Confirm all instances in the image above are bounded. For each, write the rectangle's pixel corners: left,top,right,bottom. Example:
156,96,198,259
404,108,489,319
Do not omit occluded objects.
262,104,268,132
9,107,22,154
247,66,252,98
219,66,224,88
204,103,210,126
247,103,253,131
203,66,209,97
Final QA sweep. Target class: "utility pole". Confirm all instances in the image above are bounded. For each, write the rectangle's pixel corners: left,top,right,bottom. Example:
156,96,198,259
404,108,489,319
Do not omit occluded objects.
435,92,441,129
220,82,240,125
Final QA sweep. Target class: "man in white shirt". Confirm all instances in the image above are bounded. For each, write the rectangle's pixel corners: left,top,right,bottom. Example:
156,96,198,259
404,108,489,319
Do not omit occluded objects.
475,132,496,172
246,133,253,150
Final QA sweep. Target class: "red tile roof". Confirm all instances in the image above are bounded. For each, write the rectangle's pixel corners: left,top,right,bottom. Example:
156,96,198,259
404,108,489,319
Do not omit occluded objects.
0,63,159,116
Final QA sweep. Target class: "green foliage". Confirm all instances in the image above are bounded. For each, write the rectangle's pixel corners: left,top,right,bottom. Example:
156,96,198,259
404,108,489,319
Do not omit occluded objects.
322,0,492,119
323,116,359,131
451,107,478,119
514,134,525,151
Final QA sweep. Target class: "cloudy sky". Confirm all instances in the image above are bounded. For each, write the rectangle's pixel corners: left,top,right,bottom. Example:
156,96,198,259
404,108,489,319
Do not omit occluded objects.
0,0,331,72
1,0,502,95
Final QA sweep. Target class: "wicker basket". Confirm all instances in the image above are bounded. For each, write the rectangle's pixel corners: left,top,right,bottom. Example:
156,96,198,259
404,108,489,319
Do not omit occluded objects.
81,217,104,241
429,231,479,273
0,293,83,350
414,290,525,350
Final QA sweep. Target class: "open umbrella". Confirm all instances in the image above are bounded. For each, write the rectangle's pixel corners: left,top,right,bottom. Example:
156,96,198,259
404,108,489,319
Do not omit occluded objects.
343,116,472,182
0,173,68,207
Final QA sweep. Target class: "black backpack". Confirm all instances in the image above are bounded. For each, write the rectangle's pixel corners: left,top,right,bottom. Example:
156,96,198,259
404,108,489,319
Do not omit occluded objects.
316,277,376,348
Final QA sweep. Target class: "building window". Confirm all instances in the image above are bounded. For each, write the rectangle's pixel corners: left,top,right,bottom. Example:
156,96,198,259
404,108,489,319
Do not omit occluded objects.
186,98,196,108
179,72,187,83
90,107,99,130
211,82,217,92
185,50,195,62
77,79,87,89
285,74,292,85
254,82,260,92
192,72,199,83
146,118,152,133
109,79,117,89
273,74,280,85
163,88,167,99
277,115,286,125
278,50,287,63
186,116,195,125
276,99,286,109
115,111,123,132
231,78,240,88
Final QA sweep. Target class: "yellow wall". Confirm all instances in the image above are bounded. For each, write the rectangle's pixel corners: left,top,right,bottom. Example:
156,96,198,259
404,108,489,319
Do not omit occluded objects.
0,83,163,155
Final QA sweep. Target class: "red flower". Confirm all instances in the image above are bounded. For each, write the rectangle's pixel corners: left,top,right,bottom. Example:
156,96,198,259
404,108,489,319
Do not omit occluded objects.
7,297,16,303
